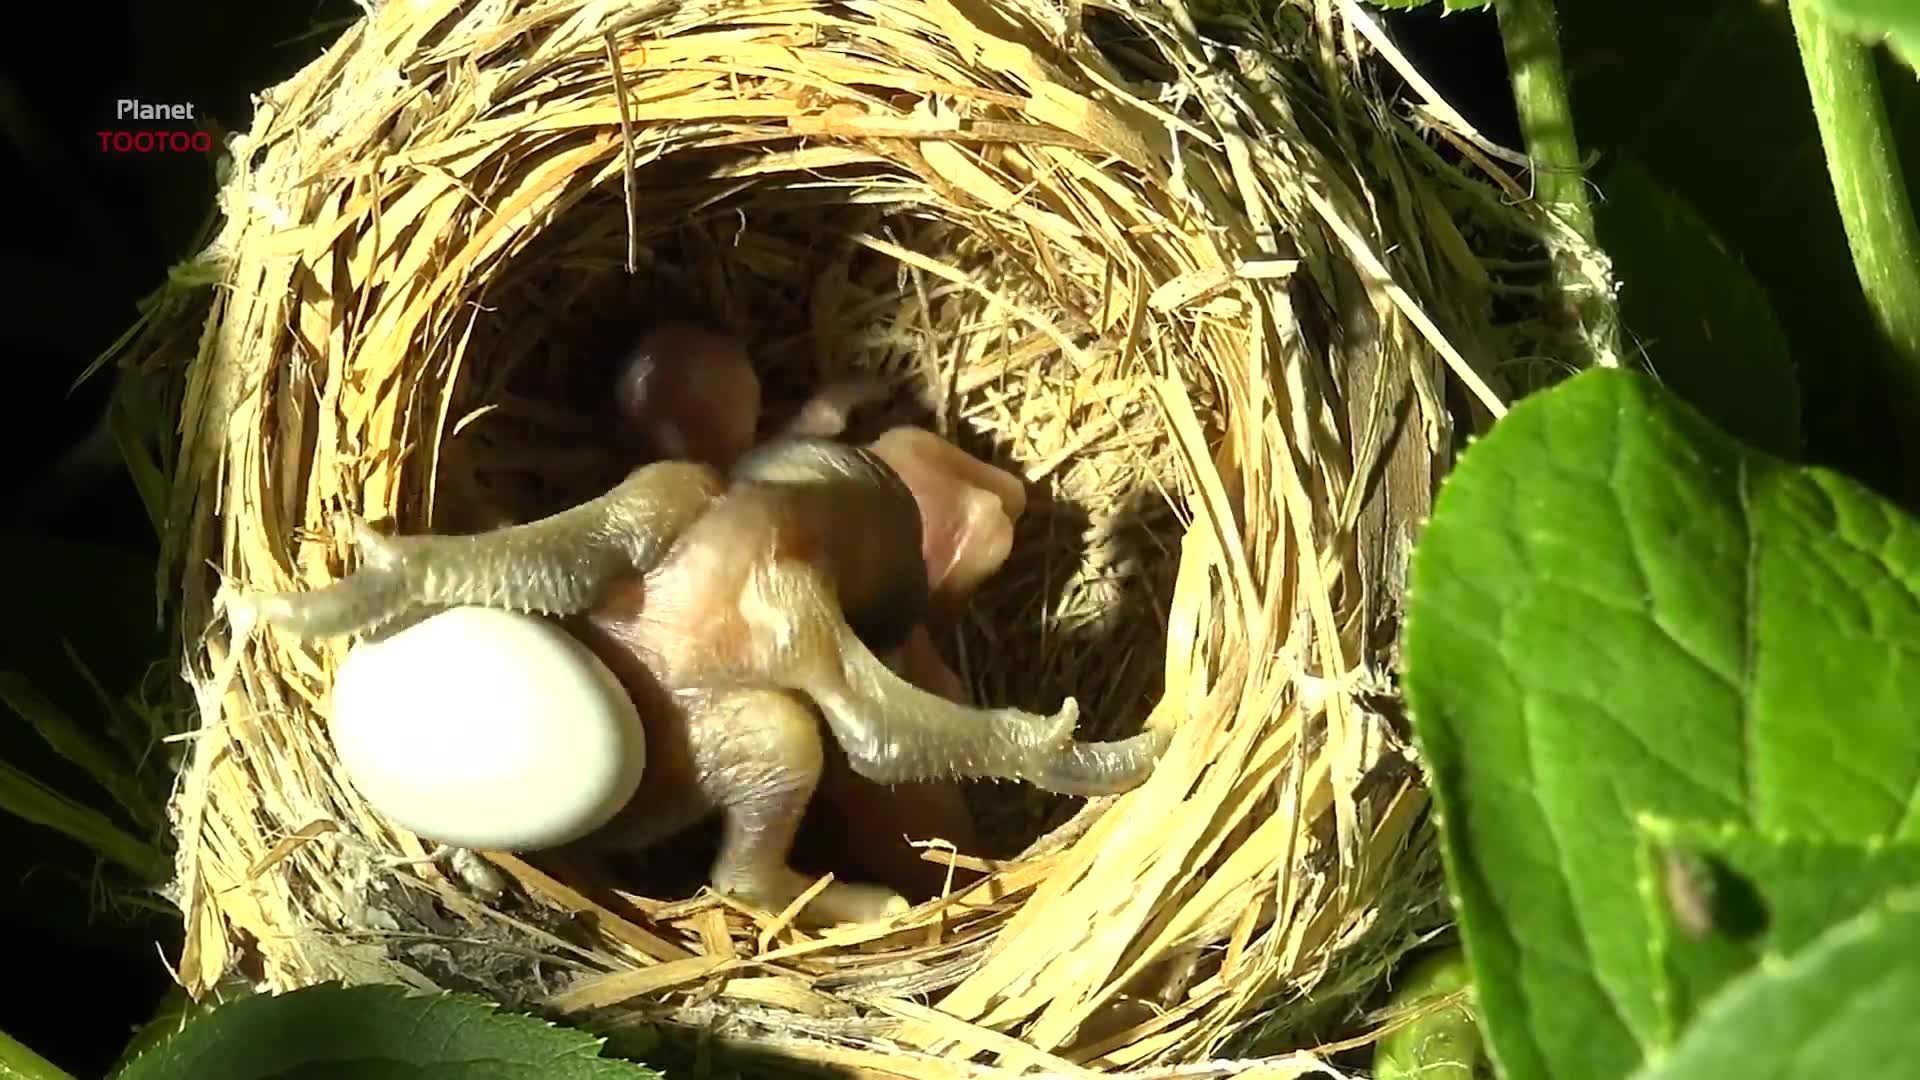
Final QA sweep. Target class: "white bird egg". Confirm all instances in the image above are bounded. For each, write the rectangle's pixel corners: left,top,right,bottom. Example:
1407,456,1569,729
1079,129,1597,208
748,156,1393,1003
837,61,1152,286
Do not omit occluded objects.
328,605,646,851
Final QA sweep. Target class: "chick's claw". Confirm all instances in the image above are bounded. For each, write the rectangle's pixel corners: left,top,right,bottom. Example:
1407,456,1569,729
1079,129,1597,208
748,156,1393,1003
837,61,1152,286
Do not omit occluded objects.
243,561,413,639
716,870,910,926
1016,722,1174,796
981,696,1080,759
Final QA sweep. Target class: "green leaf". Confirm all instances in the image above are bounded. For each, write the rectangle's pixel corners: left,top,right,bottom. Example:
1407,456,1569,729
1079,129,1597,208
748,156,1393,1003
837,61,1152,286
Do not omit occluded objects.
106,372,172,540
1595,157,1800,456
1403,366,1920,1080
0,539,173,934
0,672,160,831
1800,0,1920,72
0,542,166,762
114,985,663,1080
1629,893,1920,1080
1638,820,1920,1041
1374,947,1488,1080
109,977,256,1076
0,756,169,882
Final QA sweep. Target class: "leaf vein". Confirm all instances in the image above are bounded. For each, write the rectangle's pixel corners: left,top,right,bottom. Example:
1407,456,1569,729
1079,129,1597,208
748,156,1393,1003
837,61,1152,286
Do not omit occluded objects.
1738,458,1759,819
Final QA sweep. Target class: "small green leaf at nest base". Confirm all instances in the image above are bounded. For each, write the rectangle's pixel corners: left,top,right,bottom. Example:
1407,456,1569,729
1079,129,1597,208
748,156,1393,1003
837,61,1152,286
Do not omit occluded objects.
114,984,665,1079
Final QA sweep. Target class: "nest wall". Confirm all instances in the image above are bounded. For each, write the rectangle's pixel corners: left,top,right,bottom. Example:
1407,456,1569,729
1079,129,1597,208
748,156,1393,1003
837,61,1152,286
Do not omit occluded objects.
136,0,1571,1072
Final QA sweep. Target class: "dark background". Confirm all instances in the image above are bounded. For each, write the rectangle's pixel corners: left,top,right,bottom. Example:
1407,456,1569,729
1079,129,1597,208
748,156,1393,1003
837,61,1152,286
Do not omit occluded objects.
1,3,362,1073
0,4,1511,1075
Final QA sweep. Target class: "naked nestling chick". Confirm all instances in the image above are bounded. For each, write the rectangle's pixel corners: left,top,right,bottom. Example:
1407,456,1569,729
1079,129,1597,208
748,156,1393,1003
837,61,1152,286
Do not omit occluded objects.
612,326,1029,896
570,436,964,919
244,438,1164,919
612,324,1010,698
242,330,1168,922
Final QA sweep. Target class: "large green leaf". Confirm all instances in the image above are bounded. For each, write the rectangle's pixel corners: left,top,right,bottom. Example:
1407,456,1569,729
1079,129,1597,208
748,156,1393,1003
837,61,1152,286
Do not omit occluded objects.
1630,893,1920,1080
1594,157,1799,456
1403,366,1920,1080
1639,819,1920,1040
115,985,663,1080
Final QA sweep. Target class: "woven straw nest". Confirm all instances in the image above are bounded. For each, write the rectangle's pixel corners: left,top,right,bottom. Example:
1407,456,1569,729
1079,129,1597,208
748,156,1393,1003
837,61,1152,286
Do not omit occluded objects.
129,0,1600,1072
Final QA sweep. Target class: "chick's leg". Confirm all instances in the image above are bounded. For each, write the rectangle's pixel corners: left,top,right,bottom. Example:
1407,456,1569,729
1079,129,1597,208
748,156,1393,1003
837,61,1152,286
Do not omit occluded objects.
687,688,907,924
807,637,981,900
740,558,1168,795
239,461,723,638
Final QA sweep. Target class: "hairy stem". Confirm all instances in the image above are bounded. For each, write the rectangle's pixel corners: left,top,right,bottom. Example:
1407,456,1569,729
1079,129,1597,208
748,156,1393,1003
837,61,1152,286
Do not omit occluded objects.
1791,1,1920,491
1494,0,1622,368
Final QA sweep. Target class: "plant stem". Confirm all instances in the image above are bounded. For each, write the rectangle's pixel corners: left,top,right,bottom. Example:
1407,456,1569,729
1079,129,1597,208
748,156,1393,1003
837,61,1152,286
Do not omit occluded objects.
0,1030,75,1080
1493,0,1622,368
1790,0,1920,489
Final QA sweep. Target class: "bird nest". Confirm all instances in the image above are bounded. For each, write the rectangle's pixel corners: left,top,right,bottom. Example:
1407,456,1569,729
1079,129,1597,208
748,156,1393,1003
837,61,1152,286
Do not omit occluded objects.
126,0,1591,1072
